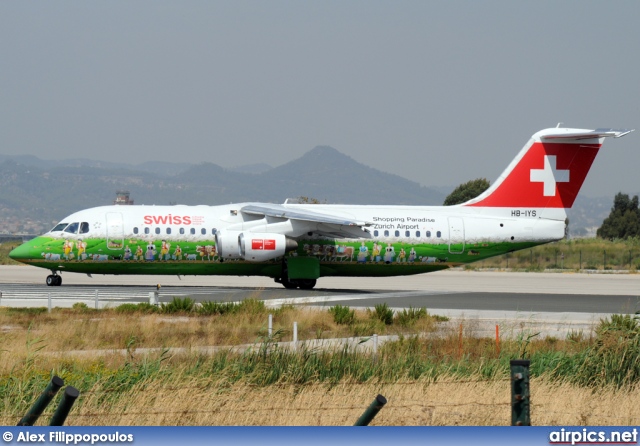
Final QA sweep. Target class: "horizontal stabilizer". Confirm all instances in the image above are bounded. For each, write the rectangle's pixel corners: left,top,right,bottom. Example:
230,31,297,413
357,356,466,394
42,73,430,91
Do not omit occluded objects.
541,128,634,141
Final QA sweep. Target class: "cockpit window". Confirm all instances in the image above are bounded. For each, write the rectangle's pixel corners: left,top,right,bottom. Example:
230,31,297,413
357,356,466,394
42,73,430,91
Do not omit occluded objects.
79,222,90,234
64,222,80,234
51,223,68,232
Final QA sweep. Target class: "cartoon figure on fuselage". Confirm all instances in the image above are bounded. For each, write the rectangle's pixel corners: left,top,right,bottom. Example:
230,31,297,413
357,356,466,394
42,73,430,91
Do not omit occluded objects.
135,245,143,261
63,240,74,260
384,244,395,263
173,245,182,260
160,240,170,261
76,239,87,261
145,242,156,261
123,245,132,261
398,248,406,263
357,241,368,263
408,247,417,263
371,242,381,263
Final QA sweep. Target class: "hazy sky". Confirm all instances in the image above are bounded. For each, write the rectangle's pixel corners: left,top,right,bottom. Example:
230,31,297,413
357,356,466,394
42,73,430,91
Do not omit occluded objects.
1,1,638,197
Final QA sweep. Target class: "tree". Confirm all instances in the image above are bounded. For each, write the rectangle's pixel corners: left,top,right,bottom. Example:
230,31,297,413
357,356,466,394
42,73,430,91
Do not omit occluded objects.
443,178,490,206
597,193,640,240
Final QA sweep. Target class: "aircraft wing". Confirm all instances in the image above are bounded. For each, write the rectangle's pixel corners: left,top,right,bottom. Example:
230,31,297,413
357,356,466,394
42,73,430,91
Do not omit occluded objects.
240,204,373,238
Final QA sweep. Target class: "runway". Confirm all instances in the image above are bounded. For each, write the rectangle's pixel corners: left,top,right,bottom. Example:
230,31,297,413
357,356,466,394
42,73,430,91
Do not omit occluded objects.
1,265,639,307
2,265,639,337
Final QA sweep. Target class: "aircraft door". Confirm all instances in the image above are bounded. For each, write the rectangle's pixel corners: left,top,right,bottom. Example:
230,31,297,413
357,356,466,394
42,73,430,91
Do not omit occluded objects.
448,217,465,254
106,212,124,250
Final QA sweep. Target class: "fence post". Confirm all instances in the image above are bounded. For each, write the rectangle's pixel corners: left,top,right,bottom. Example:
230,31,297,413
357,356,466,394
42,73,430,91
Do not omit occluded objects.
94,290,99,310
49,386,80,426
510,360,531,426
17,376,64,426
293,321,298,352
580,250,582,270
149,291,158,306
604,250,606,270
372,334,378,363
354,394,387,426
48,292,52,313
268,314,273,337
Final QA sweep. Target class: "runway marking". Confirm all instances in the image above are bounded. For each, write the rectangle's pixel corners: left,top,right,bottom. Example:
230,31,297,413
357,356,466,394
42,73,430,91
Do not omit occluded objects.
263,290,458,307
0,284,236,302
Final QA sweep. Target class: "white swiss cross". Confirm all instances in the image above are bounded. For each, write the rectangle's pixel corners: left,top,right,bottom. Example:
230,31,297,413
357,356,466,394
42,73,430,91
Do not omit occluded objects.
530,155,570,197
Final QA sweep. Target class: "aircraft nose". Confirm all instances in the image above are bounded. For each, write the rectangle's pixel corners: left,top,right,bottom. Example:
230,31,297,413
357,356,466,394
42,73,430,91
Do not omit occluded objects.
9,241,32,261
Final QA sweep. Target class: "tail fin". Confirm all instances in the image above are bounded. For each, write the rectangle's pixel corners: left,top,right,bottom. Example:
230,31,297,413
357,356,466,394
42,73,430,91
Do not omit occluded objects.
463,127,633,216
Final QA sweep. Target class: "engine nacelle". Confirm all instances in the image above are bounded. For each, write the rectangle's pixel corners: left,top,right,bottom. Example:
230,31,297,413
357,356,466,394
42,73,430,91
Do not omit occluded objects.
216,231,297,262
215,230,243,260
240,232,291,262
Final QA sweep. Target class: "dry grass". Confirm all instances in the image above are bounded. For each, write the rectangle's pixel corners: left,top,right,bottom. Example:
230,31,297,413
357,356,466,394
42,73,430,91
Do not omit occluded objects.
2,306,640,426
3,372,639,426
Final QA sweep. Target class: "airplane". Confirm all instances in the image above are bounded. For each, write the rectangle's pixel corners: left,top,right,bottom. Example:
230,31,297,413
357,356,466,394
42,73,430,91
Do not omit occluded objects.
9,126,633,289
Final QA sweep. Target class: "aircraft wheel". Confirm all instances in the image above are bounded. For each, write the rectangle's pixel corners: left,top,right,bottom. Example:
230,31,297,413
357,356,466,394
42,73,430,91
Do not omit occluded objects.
297,279,316,290
54,275,62,286
46,275,55,286
281,277,298,289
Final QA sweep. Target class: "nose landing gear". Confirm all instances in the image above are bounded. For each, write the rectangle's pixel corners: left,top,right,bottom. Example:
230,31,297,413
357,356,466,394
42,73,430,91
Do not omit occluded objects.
46,274,62,286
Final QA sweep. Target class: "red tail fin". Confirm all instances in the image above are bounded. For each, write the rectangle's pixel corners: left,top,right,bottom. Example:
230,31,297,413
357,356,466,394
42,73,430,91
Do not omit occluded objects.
464,128,632,209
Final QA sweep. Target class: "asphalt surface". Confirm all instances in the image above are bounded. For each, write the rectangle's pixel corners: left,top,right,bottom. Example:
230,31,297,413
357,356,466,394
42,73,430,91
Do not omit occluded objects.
1,265,639,314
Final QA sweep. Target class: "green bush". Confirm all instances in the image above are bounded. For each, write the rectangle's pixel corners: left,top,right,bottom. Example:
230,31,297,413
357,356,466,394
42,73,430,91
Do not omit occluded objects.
161,297,195,314
115,302,160,314
371,303,394,325
394,307,428,327
198,301,239,316
236,298,266,315
328,305,355,325
552,314,640,388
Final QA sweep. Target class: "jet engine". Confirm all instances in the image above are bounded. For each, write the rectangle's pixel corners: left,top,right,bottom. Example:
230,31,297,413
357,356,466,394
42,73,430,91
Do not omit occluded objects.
216,231,297,262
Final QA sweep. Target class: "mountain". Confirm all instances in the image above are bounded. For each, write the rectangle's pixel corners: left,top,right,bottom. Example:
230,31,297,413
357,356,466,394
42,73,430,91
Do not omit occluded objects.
0,148,622,237
0,147,445,234
228,163,273,174
261,146,442,205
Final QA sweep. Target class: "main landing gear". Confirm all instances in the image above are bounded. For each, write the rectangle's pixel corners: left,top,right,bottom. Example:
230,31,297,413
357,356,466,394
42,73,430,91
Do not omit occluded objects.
276,260,317,290
280,277,317,290
46,273,62,286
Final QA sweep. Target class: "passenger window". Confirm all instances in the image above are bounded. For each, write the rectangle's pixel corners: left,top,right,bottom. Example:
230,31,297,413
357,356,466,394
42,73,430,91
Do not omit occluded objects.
416,230,421,237
166,228,171,235
427,231,431,238
190,228,196,235
155,227,160,235
133,227,139,235
384,230,389,237
374,230,379,237
201,228,206,235
64,222,79,234
212,228,217,235
80,222,90,234
180,228,185,235
144,228,150,235
405,231,410,237
394,230,400,237
437,231,441,238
